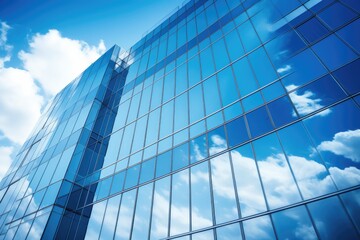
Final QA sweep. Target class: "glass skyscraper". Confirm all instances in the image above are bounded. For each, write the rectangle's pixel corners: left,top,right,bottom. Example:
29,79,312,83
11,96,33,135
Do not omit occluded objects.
1,0,360,239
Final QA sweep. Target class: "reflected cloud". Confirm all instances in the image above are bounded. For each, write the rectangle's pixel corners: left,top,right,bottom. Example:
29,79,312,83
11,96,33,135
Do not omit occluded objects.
277,64,292,74
294,224,317,240
287,85,331,117
317,129,360,162
328,166,360,189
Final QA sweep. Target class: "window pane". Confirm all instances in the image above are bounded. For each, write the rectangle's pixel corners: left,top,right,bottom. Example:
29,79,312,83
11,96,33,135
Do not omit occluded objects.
308,197,358,240
231,144,267,216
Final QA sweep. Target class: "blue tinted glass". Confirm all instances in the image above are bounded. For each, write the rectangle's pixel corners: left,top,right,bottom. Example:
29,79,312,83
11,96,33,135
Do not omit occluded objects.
111,171,125,194
281,49,327,88
200,47,215,79
243,215,276,240
262,81,285,102
318,2,357,30
190,133,208,163
246,106,273,138
308,197,358,240
297,17,329,43
232,57,259,96
208,125,227,155
190,120,206,138
341,189,360,230
337,18,360,53
217,66,240,106
248,47,277,87
226,117,249,147
272,206,317,240
268,96,297,127
216,223,243,240
225,29,245,61
242,92,264,112
213,38,230,70
333,59,360,94
223,102,243,121
238,21,261,52
289,75,346,117
172,142,189,171
312,34,357,70
139,158,155,184
206,111,224,130
124,164,140,189
156,150,171,177
203,76,222,115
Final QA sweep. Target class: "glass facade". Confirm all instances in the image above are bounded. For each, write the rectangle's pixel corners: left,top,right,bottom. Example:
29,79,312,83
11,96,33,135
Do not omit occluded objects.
1,0,360,239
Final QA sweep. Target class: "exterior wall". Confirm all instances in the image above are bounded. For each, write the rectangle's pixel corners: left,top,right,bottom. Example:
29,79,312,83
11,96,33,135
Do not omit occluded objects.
1,0,360,239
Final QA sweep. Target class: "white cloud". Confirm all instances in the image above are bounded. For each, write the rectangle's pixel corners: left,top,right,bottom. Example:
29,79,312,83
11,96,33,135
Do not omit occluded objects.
277,64,291,74
329,166,360,189
0,67,43,144
0,146,13,180
19,29,106,95
0,21,12,68
288,86,331,117
317,129,360,163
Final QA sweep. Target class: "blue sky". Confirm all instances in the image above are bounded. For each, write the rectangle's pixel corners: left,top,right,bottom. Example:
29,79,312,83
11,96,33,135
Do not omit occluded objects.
0,0,185,179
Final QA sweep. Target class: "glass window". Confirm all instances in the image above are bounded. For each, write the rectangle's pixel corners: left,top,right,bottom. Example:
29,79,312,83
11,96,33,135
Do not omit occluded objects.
237,21,260,52
261,81,285,102
308,196,358,240
217,66,240,106
231,144,267,217
118,122,135,160
115,189,136,240
268,96,298,127
337,18,360,53
188,55,201,87
155,150,171,178
224,102,243,121
210,152,238,224
170,169,190,236
289,75,346,117
189,85,205,123
163,71,175,103
242,91,264,112
243,215,276,240
278,122,337,199
99,194,121,239
84,200,106,239
213,38,230,71
203,76,222,115
176,63,188,95
190,133,208,163
146,108,160,146
150,78,163,110
303,100,360,189
139,157,155,184
191,162,213,230
174,93,189,132
208,125,227,155
340,189,360,230
216,223,243,240
297,17,329,44
248,47,277,87
131,183,153,240
124,164,140,189
253,133,302,209
192,230,214,240
150,177,170,239
246,106,273,138
226,117,249,147
312,34,357,70
131,115,147,152
318,2,357,30
225,29,245,61
159,100,174,139
232,57,259,97
200,47,215,79
272,206,317,240
332,59,360,95
172,142,189,171
110,171,125,195
281,49,327,89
